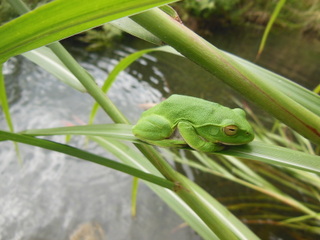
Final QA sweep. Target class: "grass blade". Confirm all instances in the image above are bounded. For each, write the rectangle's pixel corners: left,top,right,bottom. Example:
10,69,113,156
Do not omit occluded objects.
257,0,287,58
222,141,320,174
22,47,86,92
0,130,174,190
0,0,178,62
0,64,22,163
23,124,137,142
89,46,179,124
224,52,320,116
23,124,320,174
0,64,14,132
111,17,163,45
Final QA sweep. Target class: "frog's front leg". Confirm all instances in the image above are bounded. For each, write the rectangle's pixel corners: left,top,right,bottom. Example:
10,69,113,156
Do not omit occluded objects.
177,122,224,152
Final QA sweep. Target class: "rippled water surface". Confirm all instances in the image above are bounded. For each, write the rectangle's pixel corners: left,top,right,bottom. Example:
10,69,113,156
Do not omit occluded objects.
0,45,201,240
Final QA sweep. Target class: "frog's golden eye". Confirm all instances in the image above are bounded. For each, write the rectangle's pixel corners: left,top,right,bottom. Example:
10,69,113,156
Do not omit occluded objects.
224,125,238,136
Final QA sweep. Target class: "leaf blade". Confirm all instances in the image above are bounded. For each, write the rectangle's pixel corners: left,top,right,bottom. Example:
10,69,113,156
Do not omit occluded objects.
23,124,320,174
0,129,174,189
0,0,178,61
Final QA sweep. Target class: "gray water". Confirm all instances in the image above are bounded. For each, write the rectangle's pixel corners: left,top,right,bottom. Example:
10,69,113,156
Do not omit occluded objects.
0,46,201,240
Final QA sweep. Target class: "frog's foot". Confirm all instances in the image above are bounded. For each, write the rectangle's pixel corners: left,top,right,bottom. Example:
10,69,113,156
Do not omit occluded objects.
178,122,225,152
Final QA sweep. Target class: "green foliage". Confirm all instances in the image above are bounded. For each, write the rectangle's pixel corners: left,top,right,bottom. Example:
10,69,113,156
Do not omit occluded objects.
257,0,287,58
0,0,319,239
178,0,320,38
0,0,17,24
78,24,123,51
182,0,240,17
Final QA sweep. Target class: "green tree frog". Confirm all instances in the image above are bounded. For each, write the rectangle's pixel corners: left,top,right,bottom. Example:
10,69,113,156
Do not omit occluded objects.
132,94,254,152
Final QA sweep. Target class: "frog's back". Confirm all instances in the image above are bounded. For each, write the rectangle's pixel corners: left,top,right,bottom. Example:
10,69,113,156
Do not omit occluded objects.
144,94,221,124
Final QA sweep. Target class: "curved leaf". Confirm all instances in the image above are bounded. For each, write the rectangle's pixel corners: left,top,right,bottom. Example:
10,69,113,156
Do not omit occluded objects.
0,0,178,62
89,45,179,124
222,141,320,174
111,18,163,45
23,124,137,142
0,130,174,189
257,0,287,58
22,47,86,92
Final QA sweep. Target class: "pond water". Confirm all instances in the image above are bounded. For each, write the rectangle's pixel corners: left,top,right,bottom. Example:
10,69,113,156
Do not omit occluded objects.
0,26,319,240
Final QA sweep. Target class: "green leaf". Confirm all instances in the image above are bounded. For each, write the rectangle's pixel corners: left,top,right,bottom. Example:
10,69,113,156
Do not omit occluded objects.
22,47,86,92
0,0,178,62
0,64,14,132
111,18,163,45
0,129,174,189
222,141,320,174
257,0,287,58
23,124,138,142
23,124,320,174
226,52,320,116
110,5,181,45
0,64,22,163
89,45,179,124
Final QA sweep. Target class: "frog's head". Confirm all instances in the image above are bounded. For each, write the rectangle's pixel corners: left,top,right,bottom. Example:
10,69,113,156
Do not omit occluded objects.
197,108,254,146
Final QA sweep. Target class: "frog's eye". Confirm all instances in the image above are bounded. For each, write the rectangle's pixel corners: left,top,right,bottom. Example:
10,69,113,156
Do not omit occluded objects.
224,125,238,136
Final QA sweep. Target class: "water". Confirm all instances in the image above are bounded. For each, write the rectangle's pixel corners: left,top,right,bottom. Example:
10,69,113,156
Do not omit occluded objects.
1,27,319,239
0,45,200,240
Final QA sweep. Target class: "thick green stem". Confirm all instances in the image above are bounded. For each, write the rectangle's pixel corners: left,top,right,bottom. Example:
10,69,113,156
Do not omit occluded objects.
131,8,320,145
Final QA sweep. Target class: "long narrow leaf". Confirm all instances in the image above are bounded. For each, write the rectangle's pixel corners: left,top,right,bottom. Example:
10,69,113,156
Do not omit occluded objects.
23,124,137,142
224,52,320,116
257,0,287,58
0,0,178,62
23,124,320,174
0,130,174,190
0,64,21,163
22,47,86,92
89,46,179,124
111,17,163,45
223,141,320,174
0,64,14,132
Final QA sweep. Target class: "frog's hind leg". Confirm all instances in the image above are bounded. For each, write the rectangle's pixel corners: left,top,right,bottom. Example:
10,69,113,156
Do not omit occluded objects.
132,114,173,140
